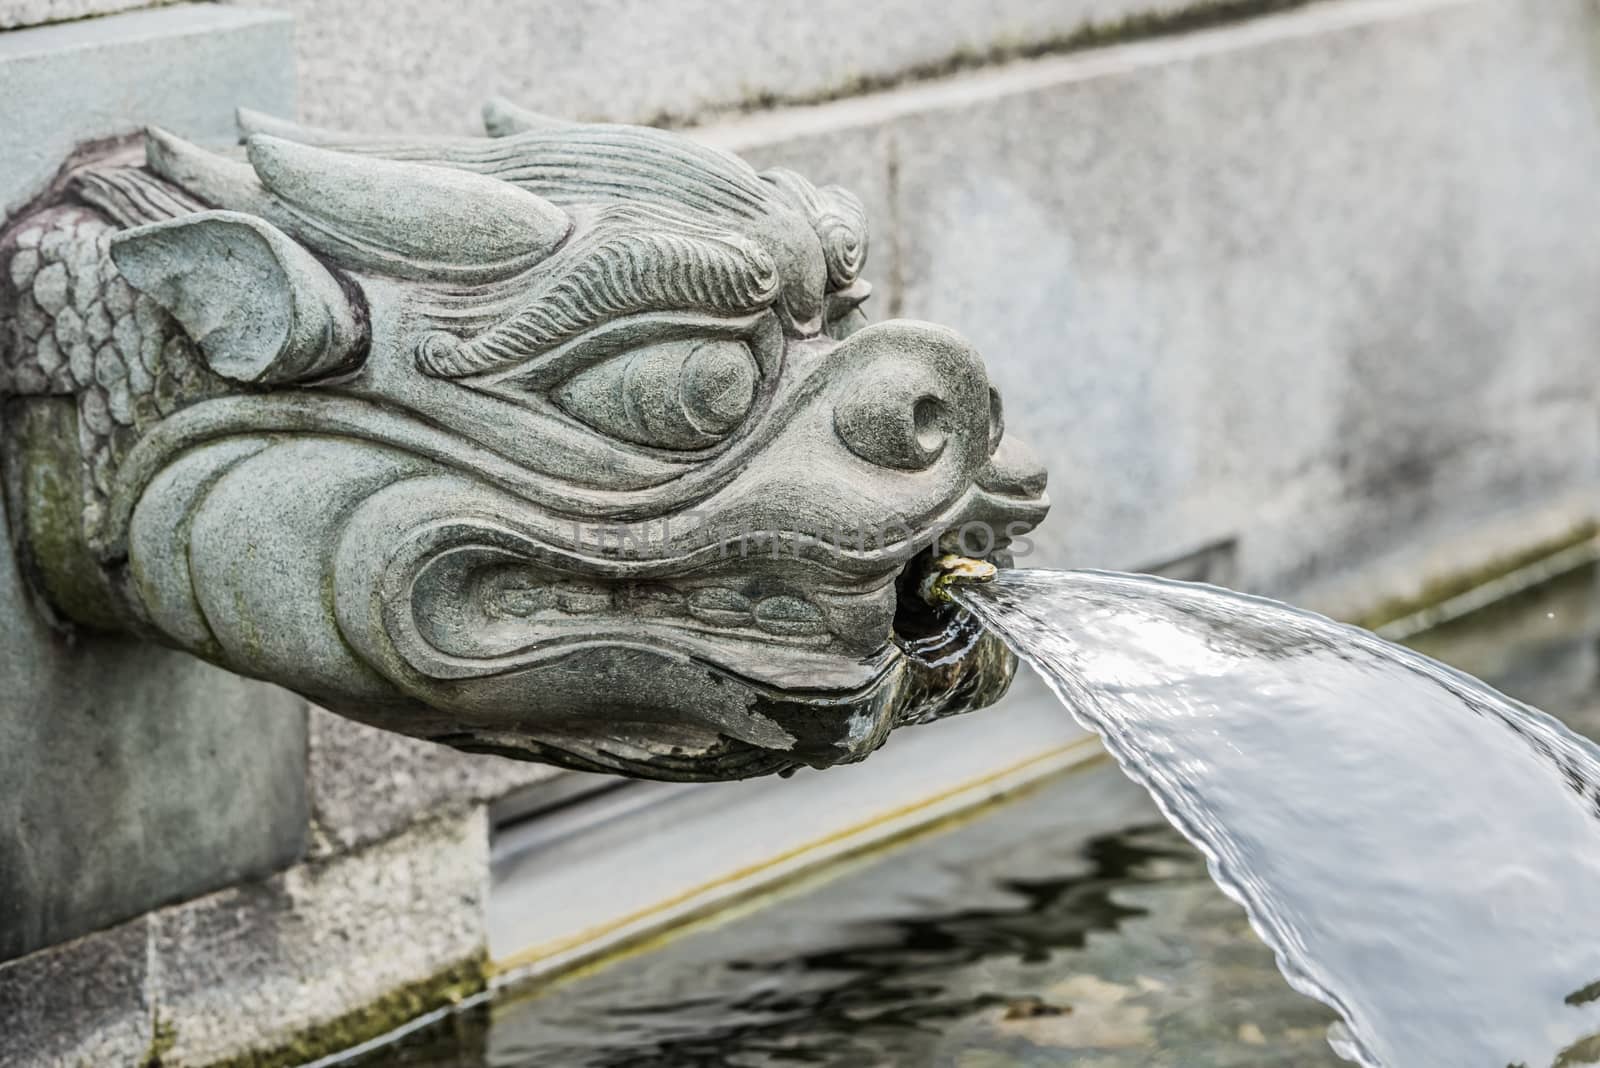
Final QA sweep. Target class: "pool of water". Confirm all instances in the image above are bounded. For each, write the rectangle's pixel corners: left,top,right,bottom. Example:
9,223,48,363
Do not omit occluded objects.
355,563,1600,1068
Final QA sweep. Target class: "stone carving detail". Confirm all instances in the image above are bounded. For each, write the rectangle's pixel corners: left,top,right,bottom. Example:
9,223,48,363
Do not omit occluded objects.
0,103,1048,781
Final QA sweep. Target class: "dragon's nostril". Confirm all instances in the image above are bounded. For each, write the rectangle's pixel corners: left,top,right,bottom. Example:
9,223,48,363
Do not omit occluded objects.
828,320,994,472
913,395,948,455
834,368,953,471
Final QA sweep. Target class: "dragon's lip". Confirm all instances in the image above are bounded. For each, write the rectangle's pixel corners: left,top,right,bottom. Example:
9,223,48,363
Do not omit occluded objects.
478,571,889,651
393,499,1034,782
413,551,1020,782
465,544,1013,687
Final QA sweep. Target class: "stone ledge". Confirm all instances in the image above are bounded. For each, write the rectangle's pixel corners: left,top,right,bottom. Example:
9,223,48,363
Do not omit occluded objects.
0,0,173,31
152,810,489,1067
0,917,152,1068
0,811,489,1068
227,0,1309,133
308,707,563,857
1303,495,1600,630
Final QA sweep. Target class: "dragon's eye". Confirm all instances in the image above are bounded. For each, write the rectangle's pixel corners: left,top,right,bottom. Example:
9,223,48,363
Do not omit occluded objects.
551,338,760,449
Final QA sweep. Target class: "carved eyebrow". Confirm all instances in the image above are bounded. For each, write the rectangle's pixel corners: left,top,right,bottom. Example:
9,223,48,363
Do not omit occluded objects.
139,128,574,284
416,203,781,379
761,169,870,291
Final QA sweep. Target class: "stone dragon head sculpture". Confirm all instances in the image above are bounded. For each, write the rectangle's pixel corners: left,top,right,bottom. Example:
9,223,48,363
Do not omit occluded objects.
0,101,1048,781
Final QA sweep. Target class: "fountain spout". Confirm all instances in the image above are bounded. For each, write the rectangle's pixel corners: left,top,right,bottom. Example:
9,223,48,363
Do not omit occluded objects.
0,106,1048,781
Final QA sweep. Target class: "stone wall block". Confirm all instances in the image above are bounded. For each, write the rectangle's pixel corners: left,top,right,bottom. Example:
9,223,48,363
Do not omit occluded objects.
149,811,489,1066
308,708,563,856
0,918,152,1068
228,0,1242,132
0,6,294,216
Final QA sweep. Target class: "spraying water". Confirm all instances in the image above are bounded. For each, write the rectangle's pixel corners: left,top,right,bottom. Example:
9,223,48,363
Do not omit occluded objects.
951,568,1600,1068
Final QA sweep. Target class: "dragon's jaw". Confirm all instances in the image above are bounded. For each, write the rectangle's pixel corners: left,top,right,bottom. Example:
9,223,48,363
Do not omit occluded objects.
414,598,1020,782
331,515,1029,781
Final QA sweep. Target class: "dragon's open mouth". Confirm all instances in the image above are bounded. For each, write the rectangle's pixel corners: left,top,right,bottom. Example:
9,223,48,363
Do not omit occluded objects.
891,545,1012,665
395,546,1025,781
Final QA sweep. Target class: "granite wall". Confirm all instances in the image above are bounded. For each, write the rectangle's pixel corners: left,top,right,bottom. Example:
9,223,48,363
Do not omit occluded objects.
227,0,1299,132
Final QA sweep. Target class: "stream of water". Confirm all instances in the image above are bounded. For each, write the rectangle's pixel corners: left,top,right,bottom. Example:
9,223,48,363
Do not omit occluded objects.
951,569,1600,1068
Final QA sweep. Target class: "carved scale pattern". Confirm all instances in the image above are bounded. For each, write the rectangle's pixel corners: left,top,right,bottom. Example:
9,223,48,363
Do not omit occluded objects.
1,208,223,539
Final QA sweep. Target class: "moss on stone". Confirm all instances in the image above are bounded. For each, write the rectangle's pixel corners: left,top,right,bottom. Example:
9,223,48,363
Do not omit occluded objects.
141,1011,177,1067
5,398,122,630
1348,520,1600,632
650,0,1318,128
197,954,488,1068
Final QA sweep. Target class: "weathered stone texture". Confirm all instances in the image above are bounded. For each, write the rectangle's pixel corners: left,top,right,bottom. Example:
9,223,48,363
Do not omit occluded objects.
0,814,488,1068
230,0,1238,133
150,811,488,1067
309,708,562,856
706,0,1600,596
0,918,151,1068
